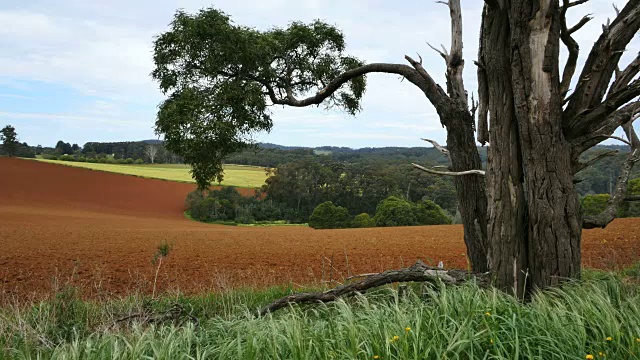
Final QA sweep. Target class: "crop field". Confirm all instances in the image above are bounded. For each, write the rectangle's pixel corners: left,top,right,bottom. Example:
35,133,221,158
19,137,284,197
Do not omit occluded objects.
30,158,268,188
1,157,639,303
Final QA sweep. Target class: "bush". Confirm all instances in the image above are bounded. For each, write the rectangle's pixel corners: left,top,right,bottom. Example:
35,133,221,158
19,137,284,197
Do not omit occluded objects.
59,154,75,162
581,194,610,216
352,213,375,228
134,158,144,164
308,201,351,229
413,199,452,225
115,158,126,164
185,190,205,210
43,154,59,160
374,196,416,227
76,156,86,162
124,158,134,164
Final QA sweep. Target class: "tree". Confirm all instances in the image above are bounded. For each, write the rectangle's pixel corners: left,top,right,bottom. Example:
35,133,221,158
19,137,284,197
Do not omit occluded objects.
308,201,351,229
54,140,73,155
144,144,158,164
413,199,452,225
0,125,18,156
152,1,640,296
374,196,417,227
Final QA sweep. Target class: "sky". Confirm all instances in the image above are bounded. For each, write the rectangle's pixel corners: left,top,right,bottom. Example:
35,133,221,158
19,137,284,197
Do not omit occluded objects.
0,0,638,149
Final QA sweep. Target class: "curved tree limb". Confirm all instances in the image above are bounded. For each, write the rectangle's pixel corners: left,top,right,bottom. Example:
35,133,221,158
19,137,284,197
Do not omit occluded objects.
583,112,639,229
412,163,485,176
260,63,445,110
258,260,488,316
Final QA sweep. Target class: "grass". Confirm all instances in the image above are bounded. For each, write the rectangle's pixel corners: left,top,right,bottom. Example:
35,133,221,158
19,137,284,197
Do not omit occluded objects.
1,272,639,359
30,159,268,188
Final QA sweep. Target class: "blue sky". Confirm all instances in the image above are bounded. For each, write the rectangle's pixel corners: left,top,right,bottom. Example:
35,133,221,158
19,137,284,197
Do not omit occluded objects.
0,1,637,148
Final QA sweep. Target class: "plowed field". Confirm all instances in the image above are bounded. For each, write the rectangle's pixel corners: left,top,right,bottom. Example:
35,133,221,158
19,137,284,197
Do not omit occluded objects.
1,158,638,302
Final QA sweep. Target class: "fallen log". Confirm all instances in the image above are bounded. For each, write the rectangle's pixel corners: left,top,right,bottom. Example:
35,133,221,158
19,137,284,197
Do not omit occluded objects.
258,260,488,317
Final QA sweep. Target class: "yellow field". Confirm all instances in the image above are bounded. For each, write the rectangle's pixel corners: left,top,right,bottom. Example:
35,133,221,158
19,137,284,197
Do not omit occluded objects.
31,159,268,188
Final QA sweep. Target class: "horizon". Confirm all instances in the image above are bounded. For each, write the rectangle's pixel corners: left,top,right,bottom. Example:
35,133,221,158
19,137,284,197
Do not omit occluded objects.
1,1,638,148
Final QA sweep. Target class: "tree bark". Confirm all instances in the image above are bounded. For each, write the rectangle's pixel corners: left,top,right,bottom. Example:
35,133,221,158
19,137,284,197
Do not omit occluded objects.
479,4,528,297
509,0,582,290
481,0,582,295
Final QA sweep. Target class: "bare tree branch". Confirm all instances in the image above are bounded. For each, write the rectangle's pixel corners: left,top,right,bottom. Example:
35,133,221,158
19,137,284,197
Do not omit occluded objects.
573,149,618,174
610,52,640,94
421,138,450,161
258,260,488,316
559,0,592,97
412,163,485,176
563,0,640,137
572,100,640,155
565,78,640,140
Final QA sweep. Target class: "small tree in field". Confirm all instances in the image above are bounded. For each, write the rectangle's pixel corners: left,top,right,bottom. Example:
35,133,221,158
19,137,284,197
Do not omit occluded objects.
152,1,640,297
144,144,158,164
1,125,18,157
374,196,417,227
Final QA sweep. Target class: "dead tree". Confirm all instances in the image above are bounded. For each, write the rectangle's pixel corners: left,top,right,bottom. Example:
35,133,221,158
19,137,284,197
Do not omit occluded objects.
144,144,158,164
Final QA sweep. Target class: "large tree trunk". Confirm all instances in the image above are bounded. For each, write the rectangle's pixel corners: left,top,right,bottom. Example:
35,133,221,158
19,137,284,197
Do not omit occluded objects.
481,0,582,295
479,5,528,297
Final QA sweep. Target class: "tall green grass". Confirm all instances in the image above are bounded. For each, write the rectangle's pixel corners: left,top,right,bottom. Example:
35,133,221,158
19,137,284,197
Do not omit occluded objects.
1,275,639,359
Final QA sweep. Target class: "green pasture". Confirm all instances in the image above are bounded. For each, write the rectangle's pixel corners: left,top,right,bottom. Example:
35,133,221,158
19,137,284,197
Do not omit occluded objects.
31,159,268,188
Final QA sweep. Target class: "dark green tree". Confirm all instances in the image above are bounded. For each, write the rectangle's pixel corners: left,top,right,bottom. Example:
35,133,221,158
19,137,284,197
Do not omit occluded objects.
374,196,417,227
0,125,18,156
413,199,452,225
308,201,351,229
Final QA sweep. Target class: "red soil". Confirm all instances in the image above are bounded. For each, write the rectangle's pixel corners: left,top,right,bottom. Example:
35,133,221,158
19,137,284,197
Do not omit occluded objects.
0,157,638,302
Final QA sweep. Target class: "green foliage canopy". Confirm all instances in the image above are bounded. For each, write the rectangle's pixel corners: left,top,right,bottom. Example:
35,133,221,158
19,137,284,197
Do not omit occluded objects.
1,125,18,156
374,196,417,227
152,8,366,189
308,201,351,229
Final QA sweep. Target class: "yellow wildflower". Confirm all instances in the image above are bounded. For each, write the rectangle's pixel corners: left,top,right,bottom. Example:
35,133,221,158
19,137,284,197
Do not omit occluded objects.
599,352,606,357
636,338,640,342
586,355,594,360
485,312,491,316
606,337,613,341
490,339,494,344
393,335,399,341
405,327,411,332
373,356,380,359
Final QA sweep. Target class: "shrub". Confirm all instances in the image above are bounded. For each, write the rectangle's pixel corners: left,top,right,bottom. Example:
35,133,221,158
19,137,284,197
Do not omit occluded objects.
124,158,134,164
581,194,610,216
134,158,144,164
59,154,75,162
374,196,416,227
43,154,59,160
413,199,452,225
115,158,126,164
352,213,375,228
76,156,86,162
185,190,205,210
308,201,351,229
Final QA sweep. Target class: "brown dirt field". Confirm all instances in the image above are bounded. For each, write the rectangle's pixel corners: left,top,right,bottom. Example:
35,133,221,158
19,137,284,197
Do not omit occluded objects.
1,157,639,303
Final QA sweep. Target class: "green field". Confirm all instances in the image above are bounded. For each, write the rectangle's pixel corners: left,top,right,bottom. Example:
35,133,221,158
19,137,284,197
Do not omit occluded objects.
32,159,268,188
